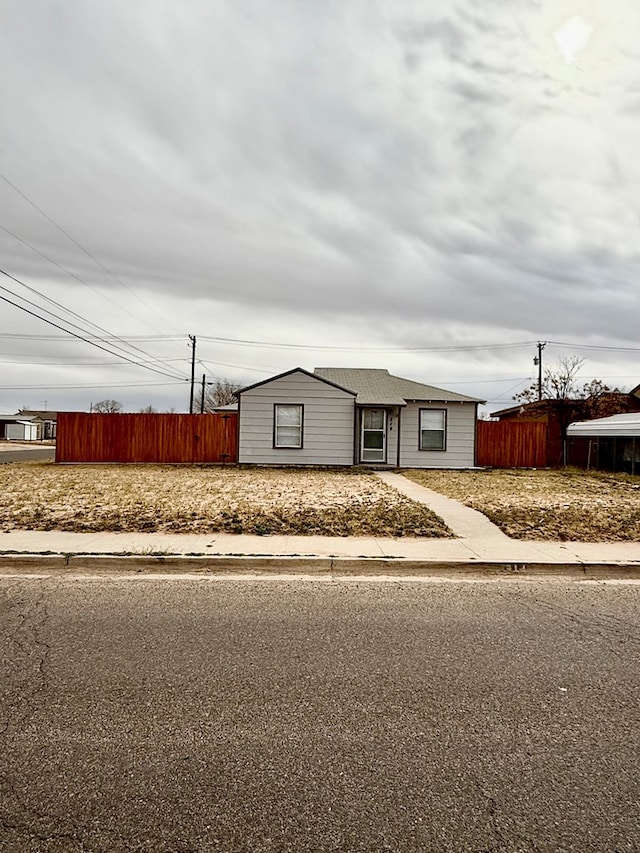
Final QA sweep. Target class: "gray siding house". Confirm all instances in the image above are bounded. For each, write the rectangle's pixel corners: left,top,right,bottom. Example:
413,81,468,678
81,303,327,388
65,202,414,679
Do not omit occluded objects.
237,367,482,468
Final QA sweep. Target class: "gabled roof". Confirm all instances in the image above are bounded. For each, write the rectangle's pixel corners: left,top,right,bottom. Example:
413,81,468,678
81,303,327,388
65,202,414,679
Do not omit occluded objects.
567,412,640,437
314,368,483,406
237,367,356,396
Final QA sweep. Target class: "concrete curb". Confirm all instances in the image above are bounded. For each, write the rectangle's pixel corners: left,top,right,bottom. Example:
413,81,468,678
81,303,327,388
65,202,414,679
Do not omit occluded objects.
2,553,640,578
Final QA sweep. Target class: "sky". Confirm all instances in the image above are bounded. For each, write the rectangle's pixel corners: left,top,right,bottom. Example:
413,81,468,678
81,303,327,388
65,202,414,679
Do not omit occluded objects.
1,0,639,415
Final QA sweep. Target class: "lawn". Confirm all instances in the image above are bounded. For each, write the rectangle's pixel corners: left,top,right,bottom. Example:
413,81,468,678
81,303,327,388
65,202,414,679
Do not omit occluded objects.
402,468,640,542
0,462,451,538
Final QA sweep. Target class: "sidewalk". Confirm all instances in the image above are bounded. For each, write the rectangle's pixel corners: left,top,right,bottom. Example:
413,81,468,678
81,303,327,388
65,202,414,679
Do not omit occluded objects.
0,472,638,576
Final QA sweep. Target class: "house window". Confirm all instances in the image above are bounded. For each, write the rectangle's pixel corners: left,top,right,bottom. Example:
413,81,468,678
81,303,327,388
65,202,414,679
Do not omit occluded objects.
419,409,446,451
274,404,303,448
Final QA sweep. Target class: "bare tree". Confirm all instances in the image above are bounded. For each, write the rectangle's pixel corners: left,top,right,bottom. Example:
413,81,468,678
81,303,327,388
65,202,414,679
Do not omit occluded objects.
200,379,240,413
139,405,157,413
513,358,622,463
514,356,585,403
92,399,123,413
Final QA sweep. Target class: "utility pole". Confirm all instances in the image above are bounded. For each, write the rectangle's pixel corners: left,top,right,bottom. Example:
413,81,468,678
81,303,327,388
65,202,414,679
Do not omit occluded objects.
534,341,546,401
189,335,196,414
200,374,206,414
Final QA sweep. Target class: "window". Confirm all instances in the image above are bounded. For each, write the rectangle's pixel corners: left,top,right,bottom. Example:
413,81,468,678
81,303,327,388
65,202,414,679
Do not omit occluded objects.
274,404,303,448
419,409,446,451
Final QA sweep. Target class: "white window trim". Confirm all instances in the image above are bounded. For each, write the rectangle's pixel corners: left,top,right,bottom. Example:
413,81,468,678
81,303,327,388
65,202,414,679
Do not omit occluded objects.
419,408,447,451
274,404,304,449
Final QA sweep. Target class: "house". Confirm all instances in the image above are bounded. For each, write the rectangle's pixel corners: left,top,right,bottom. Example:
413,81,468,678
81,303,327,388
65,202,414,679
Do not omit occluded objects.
567,412,640,474
0,414,38,441
236,367,482,468
18,409,57,440
491,386,640,467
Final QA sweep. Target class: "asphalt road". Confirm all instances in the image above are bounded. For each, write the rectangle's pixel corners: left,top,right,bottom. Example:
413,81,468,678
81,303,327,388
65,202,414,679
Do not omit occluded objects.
0,447,55,463
1,576,639,853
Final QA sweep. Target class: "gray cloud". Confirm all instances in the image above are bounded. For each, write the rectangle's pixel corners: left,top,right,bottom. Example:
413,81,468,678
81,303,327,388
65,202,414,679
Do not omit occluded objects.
1,0,639,412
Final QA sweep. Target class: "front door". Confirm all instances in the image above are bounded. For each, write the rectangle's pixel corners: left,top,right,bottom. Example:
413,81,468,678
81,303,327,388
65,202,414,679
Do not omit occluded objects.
361,409,386,463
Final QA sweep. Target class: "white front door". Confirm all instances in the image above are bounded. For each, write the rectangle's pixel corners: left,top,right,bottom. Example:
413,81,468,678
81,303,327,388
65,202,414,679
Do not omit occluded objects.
361,409,386,463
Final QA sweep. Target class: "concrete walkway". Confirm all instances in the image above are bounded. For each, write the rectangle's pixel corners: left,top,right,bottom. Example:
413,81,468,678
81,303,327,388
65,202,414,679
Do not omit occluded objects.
375,471,510,540
0,471,638,575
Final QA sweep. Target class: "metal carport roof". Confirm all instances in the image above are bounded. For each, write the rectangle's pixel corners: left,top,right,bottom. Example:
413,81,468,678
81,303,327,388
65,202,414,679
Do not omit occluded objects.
567,413,640,437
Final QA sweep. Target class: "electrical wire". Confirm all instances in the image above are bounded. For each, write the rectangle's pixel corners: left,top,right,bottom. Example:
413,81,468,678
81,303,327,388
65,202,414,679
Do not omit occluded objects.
0,171,178,334
547,340,640,353
197,336,537,353
0,254,168,363
0,381,182,390
0,279,188,382
0,356,188,367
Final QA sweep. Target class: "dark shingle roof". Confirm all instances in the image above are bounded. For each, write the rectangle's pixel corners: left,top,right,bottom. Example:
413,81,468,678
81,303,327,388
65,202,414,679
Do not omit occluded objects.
314,368,483,406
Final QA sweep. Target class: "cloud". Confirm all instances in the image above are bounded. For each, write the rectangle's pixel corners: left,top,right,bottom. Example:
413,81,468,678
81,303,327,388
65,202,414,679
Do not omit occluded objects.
0,1,639,411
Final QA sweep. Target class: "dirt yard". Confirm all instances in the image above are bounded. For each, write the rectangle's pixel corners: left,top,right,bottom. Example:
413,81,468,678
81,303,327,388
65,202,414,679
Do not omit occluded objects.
403,468,640,542
0,463,450,537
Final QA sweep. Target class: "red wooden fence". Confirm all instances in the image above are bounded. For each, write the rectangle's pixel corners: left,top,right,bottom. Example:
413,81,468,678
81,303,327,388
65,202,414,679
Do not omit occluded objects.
56,413,238,463
476,421,547,468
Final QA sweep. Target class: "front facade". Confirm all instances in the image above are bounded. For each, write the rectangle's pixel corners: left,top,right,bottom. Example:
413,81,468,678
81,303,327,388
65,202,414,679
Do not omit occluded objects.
237,367,481,468
18,409,57,440
237,369,356,466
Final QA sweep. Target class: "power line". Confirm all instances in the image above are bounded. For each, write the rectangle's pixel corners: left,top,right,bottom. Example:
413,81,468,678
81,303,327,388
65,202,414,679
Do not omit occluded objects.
2,332,640,354
198,336,537,352
0,356,188,367
198,358,279,375
0,272,188,382
0,381,183,390
0,170,178,334
547,340,640,353
0,255,165,364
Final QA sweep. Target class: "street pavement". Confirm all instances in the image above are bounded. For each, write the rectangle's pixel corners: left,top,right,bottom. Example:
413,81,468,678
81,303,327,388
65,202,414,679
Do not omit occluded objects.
0,445,55,463
1,575,639,852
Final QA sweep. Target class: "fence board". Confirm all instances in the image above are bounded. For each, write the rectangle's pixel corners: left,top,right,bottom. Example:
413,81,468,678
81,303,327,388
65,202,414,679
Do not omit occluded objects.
56,413,238,463
476,421,547,468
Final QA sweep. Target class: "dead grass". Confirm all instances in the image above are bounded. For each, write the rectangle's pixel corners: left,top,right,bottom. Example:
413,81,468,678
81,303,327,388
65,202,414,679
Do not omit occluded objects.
403,468,640,541
0,462,451,538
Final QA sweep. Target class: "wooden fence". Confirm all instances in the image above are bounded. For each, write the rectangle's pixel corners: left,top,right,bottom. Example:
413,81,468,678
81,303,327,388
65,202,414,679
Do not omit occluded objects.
476,421,547,468
56,413,238,464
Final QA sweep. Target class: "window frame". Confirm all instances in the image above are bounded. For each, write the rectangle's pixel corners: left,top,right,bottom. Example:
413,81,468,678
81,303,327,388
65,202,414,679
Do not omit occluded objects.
273,403,304,449
419,408,447,452
360,407,387,463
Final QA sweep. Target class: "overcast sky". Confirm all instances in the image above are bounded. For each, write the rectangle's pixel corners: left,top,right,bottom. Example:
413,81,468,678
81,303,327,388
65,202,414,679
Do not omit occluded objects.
1,0,639,414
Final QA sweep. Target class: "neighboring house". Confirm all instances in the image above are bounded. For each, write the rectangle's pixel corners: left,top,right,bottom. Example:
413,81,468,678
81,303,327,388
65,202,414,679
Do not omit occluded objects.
491,387,640,467
236,367,482,468
567,412,640,474
0,414,38,441
18,409,58,440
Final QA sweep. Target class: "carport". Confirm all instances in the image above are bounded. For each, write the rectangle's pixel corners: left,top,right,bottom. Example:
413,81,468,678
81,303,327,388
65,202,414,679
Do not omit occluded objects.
0,415,38,441
567,413,640,474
